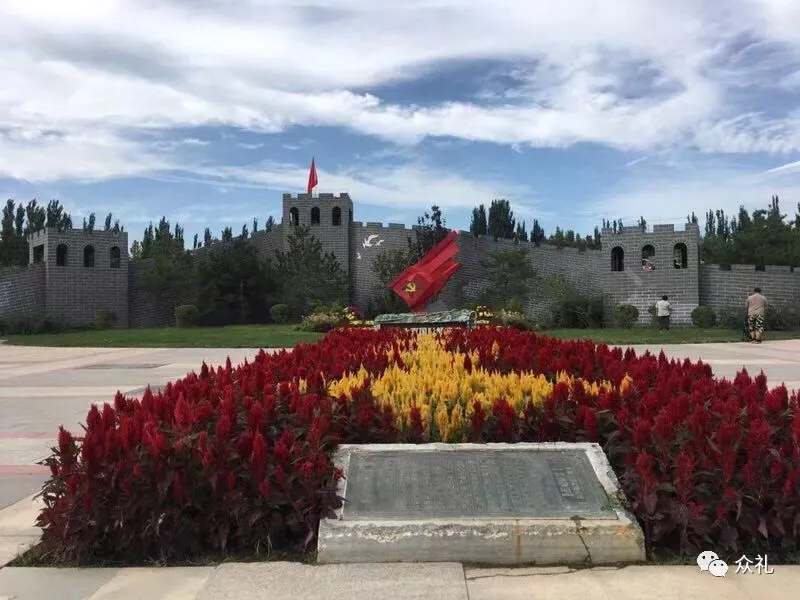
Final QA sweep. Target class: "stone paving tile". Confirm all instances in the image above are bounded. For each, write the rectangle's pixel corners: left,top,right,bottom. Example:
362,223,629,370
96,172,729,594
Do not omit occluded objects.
86,567,215,600
195,562,469,600
465,565,800,600
0,476,45,511
0,568,117,600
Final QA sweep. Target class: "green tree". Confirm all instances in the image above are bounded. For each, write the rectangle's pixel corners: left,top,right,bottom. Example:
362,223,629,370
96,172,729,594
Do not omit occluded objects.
139,217,196,305
196,236,276,325
487,198,515,240
407,205,449,262
470,204,488,237
531,219,545,246
82,213,96,232
274,225,348,316
480,248,536,309
370,247,415,314
515,221,528,242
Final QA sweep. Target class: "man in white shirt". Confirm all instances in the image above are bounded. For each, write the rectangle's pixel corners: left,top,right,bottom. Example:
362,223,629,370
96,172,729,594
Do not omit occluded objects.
655,295,671,331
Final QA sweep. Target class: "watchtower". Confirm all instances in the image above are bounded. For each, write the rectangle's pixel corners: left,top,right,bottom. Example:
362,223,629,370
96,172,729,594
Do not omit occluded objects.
599,223,701,324
282,192,354,277
27,228,129,327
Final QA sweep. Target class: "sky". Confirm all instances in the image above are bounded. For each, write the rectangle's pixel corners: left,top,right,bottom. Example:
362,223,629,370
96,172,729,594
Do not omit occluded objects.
2,0,800,245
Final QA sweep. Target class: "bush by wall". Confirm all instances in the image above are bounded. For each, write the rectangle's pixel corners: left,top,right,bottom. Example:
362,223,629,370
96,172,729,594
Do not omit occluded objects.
36,327,800,566
174,305,200,328
691,306,717,328
0,315,68,336
269,304,290,324
611,304,640,329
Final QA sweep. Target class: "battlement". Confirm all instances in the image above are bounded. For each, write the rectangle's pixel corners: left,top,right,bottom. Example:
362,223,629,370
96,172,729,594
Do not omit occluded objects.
350,221,416,231
27,228,128,244
282,192,352,201
702,263,798,274
601,223,700,237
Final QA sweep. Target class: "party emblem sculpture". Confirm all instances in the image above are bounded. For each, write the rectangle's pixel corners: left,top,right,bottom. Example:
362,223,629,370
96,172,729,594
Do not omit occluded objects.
388,230,461,312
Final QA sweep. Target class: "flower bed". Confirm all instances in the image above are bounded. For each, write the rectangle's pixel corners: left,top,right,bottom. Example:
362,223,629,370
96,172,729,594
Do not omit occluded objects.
36,327,800,565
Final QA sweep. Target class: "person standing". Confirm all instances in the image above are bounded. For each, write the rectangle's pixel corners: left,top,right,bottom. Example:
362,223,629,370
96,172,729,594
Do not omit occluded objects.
655,295,671,331
746,287,767,343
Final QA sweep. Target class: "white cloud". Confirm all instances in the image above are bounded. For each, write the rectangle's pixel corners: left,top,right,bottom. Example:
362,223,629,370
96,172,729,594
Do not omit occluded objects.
581,163,800,231
0,0,800,184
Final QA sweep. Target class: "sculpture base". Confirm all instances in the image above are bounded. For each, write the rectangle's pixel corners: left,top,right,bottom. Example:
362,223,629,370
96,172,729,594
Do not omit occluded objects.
373,309,476,332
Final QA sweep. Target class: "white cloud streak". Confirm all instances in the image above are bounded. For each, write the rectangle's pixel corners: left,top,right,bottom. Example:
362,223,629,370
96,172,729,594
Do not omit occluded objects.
0,0,799,185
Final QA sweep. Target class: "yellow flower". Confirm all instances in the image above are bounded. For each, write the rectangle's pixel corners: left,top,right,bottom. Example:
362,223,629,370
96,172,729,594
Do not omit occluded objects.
325,333,621,441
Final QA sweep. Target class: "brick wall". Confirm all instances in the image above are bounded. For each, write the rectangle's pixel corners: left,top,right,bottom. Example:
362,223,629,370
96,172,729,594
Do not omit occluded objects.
600,224,701,325
27,229,130,327
699,264,800,310
0,263,45,320
348,226,605,318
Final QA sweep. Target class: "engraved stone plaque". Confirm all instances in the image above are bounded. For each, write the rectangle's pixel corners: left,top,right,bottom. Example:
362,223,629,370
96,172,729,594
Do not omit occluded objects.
343,449,615,520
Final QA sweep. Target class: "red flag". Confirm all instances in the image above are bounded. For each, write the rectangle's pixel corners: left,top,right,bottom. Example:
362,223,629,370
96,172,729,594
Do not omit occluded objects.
307,158,318,196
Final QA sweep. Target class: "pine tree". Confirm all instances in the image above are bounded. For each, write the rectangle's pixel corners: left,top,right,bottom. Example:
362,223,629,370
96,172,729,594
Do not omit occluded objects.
470,204,488,237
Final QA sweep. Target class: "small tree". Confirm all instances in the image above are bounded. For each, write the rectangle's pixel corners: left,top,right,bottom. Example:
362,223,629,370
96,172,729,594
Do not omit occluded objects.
480,248,536,309
470,204,488,237
274,226,348,317
487,199,515,241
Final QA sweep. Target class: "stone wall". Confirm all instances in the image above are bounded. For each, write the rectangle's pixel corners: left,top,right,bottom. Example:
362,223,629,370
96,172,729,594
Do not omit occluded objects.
28,228,129,327
600,224,701,325
0,263,45,321
699,264,800,310
348,225,605,319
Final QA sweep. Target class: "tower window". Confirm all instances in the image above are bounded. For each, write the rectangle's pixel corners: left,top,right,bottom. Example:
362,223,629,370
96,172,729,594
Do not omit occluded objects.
83,245,95,268
311,206,320,225
290,207,299,226
641,244,655,271
332,206,342,226
110,246,121,268
56,244,68,266
611,246,624,272
673,243,688,269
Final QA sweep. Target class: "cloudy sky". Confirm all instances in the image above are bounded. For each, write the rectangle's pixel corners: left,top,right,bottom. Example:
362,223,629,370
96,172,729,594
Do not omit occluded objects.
2,0,800,243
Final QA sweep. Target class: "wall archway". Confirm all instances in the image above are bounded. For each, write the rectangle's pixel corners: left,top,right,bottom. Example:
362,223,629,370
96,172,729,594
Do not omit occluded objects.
289,207,299,226
110,246,121,268
83,245,95,268
56,244,68,266
673,243,688,269
311,206,320,225
611,246,624,271
332,206,342,226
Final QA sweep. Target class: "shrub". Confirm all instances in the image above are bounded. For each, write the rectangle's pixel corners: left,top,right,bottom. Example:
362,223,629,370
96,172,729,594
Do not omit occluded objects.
298,312,344,332
0,315,67,336
174,305,200,328
495,309,537,331
551,297,603,329
691,306,717,328
269,304,290,324
94,310,118,331
611,304,639,329
504,298,524,314
717,307,746,330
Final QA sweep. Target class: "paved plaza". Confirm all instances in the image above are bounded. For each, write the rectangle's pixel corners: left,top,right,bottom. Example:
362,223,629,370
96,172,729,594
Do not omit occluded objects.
0,339,799,599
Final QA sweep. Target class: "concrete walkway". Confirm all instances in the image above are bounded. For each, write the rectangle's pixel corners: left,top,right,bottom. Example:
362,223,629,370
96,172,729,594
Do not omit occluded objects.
1,557,799,599
0,340,799,598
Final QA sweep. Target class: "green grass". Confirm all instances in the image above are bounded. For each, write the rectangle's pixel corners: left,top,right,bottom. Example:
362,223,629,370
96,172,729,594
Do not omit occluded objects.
0,324,325,348
545,327,800,345
2,323,800,348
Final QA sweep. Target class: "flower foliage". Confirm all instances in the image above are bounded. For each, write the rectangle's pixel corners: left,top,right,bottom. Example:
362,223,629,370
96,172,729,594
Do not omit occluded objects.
37,327,800,564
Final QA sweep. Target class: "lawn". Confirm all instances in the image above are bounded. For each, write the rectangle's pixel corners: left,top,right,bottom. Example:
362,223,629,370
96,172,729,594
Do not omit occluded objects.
2,323,800,347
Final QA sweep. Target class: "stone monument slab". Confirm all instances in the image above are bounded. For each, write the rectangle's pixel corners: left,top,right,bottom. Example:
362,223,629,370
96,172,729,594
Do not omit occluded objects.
317,443,645,566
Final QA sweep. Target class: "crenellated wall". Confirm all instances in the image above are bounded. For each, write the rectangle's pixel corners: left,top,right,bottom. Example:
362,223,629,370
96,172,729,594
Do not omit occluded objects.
0,263,45,322
600,223,701,325
5,196,800,330
700,263,800,311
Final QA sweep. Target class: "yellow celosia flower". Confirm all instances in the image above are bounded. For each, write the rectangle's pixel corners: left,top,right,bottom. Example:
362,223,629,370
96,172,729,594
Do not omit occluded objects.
326,334,620,440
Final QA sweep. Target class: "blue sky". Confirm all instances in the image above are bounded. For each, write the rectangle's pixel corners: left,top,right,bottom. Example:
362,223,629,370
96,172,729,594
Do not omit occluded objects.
2,0,800,246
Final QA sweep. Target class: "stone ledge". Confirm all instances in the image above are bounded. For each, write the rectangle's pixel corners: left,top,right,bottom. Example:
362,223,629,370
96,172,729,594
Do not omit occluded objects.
318,443,645,566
